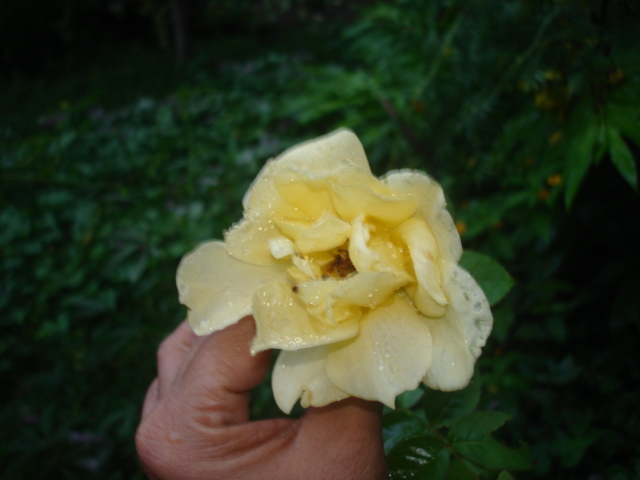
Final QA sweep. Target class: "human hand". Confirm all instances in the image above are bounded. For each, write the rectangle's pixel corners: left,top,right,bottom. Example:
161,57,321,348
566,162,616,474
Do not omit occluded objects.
136,317,388,480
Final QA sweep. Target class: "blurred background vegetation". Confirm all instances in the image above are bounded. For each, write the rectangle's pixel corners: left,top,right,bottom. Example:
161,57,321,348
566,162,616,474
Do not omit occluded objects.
1,0,639,478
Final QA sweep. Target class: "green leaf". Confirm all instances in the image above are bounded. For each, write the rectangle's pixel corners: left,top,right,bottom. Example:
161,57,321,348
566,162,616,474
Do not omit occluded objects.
606,96,640,147
564,120,599,208
388,436,450,480
608,127,638,191
382,411,428,453
423,371,481,427
448,458,482,480
449,412,532,471
449,411,512,442
452,439,532,471
459,251,515,305
497,471,516,480
555,430,601,467
491,305,514,344
397,387,425,410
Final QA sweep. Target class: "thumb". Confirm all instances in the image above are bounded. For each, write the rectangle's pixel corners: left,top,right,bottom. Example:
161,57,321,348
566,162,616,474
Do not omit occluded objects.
292,398,388,479
172,316,271,425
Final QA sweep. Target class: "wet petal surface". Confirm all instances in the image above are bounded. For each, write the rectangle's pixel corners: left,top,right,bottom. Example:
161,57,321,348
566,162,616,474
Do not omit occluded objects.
272,346,348,414
177,242,288,335
325,295,432,408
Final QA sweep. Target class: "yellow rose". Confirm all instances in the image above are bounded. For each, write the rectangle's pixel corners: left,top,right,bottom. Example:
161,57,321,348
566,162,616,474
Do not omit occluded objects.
177,129,492,413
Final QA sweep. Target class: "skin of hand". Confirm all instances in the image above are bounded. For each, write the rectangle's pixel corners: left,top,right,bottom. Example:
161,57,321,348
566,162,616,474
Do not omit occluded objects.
135,316,388,480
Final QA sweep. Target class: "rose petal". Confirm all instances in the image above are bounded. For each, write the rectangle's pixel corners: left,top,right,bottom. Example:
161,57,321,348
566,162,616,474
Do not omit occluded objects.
276,129,372,175
422,265,493,391
398,217,448,318
329,169,418,224
176,241,288,335
251,282,359,354
325,294,432,409
240,129,371,223
297,279,360,326
383,171,462,263
332,272,407,309
273,168,336,218
366,231,410,278
291,254,322,280
348,214,380,272
275,218,310,241
225,218,281,266
268,236,297,259
295,212,351,254
272,346,349,414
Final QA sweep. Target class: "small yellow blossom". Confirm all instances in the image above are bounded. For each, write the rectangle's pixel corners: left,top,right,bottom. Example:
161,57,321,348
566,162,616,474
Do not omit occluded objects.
547,174,562,186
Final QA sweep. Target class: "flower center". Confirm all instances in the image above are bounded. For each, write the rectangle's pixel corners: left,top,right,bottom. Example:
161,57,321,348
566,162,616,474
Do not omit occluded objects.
324,249,356,279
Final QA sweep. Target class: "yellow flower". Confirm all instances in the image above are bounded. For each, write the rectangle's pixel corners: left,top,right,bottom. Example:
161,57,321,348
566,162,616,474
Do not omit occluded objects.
547,174,562,186
177,130,492,413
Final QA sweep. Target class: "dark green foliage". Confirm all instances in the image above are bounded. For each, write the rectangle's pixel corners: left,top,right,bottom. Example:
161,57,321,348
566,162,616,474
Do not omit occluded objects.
2,0,640,478
459,251,515,306
385,373,531,480
0,59,305,478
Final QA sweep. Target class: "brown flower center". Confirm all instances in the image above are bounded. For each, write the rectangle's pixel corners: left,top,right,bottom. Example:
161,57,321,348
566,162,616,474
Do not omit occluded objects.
324,249,356,278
